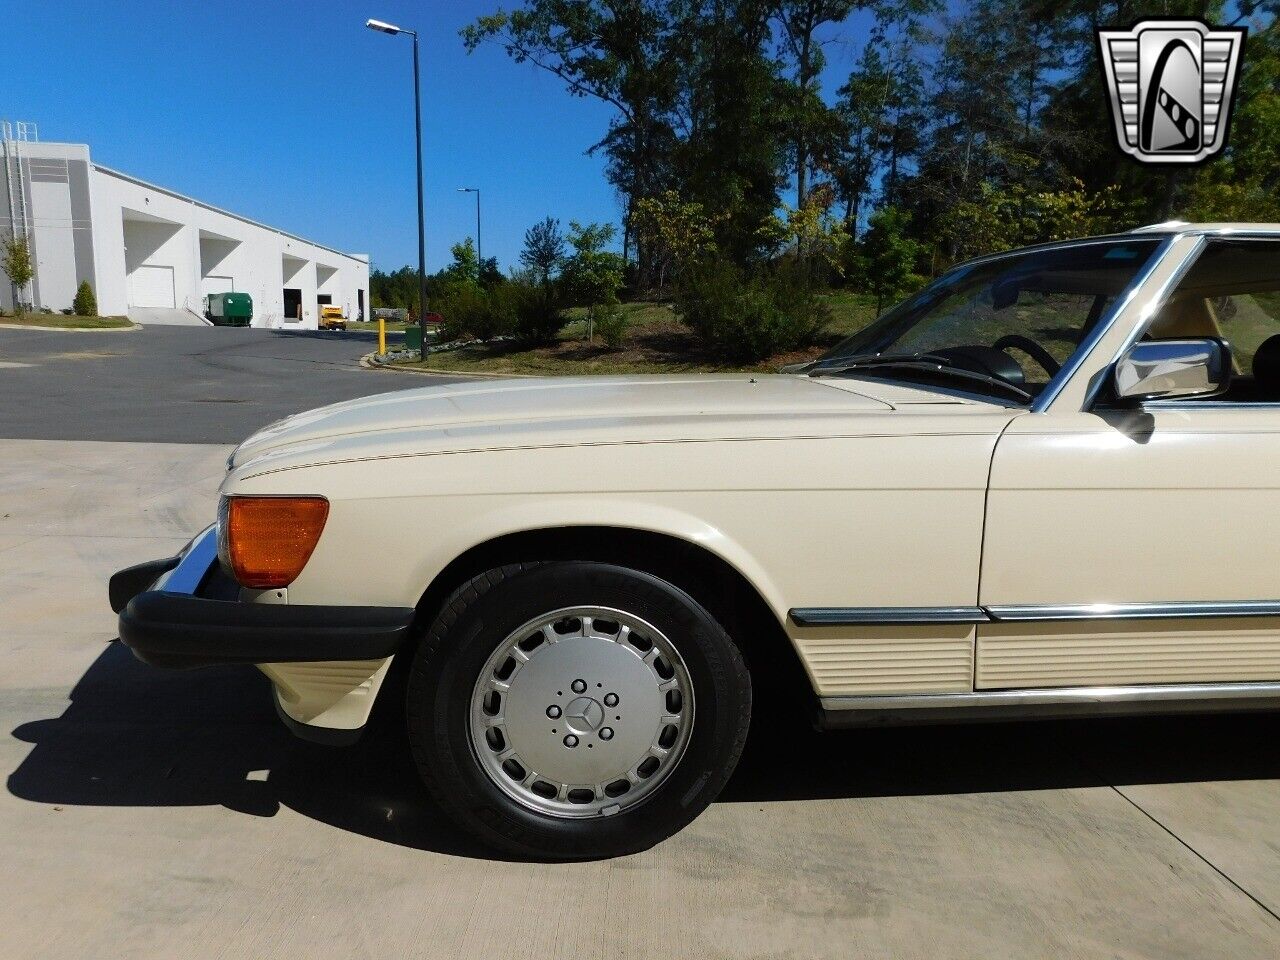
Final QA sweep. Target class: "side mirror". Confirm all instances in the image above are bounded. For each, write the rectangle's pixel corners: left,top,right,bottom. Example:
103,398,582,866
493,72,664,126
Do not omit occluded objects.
1113,338,1230,403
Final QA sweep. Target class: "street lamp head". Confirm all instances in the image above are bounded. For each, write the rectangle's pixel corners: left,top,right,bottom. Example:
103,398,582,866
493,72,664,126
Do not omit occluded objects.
366,18,402,34
458,187,478,193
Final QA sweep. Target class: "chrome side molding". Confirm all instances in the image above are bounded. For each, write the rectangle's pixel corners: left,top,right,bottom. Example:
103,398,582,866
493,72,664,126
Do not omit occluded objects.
790,599,1280,627
818,682,1280,727
789,606,988,626
985,600,1280,621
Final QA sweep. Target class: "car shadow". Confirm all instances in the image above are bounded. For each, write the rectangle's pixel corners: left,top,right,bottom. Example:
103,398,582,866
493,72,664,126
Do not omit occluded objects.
10,643,1280,860
7,643,505,861
724,695,1280,803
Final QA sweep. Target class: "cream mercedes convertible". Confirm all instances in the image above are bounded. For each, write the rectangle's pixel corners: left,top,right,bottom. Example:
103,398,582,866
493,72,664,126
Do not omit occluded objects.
111,224,1280,858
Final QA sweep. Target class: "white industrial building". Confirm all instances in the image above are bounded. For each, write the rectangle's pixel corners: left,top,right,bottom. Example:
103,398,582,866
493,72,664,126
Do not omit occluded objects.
1,133,368,328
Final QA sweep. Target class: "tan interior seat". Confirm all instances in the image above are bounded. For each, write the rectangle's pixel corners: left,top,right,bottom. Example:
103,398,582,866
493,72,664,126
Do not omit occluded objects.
1146,294,1241,375
1146,294,1221,339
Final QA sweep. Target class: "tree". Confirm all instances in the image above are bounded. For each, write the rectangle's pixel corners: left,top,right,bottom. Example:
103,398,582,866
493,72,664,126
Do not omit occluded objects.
447,238,480,285
855,207,920,312
667,0,786,264
773,1,862,211
1183,6,1280,221
560,221,625,342
520,216,567,284
630,190,718,294
73,281,97,317
757,185,850,282
464,2,679,286
469,0,790,271
2,235,33,313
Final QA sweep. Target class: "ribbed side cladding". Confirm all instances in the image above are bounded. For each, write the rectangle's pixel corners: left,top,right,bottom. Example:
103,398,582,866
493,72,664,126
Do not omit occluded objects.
794,625,975,695
977,619,1280,689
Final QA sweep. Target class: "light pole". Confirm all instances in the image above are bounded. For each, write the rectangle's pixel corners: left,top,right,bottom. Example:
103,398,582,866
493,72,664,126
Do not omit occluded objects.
457,187,481,282
367,17,429,360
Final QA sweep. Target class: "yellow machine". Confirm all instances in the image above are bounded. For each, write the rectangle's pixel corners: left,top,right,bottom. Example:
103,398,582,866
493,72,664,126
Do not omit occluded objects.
319,305,347,331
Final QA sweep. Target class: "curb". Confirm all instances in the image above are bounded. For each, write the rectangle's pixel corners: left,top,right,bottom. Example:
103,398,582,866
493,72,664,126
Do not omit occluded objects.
360,353,540,379
0,320,141,332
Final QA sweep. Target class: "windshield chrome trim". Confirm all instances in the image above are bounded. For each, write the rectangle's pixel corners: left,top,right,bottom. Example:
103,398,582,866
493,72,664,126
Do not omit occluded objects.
1029,233,1180,413
1078,234,1212,412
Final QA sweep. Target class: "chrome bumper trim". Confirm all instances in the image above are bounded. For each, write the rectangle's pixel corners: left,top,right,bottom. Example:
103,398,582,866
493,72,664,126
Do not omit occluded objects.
151,524,219,596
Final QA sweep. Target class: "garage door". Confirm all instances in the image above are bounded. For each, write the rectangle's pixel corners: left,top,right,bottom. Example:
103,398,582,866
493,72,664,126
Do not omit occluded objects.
201,275,234,299
128,265,176,308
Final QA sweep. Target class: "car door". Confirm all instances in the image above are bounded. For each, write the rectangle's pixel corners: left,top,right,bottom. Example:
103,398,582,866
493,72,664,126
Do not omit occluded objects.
978,236,1280,690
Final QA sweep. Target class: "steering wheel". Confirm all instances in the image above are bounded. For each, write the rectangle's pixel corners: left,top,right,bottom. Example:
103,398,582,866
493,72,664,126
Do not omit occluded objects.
993,334,1061,378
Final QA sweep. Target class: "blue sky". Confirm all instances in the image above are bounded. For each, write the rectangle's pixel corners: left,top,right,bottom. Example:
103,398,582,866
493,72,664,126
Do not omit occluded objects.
9,0,876,273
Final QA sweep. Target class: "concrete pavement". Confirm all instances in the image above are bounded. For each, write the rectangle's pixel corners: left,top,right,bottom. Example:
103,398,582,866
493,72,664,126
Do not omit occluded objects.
3,437,1280,959
128,307,210,327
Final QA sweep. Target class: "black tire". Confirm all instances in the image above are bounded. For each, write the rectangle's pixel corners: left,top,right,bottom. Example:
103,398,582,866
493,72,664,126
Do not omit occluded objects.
405,561,752,859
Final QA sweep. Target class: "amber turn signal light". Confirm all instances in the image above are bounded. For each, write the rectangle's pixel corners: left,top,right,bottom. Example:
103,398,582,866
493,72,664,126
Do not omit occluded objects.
218,496,329,589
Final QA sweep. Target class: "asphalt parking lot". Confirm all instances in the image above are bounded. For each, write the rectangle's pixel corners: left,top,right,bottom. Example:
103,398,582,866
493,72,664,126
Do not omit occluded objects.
0,325,464,443
2,330,1280,958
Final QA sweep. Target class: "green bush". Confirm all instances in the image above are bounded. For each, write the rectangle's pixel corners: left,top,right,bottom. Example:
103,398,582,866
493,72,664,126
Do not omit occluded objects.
434,280,566,345
592,300,628,348
510,282,565,345
435,282,515,342
72,281,97,317
674,258,830,362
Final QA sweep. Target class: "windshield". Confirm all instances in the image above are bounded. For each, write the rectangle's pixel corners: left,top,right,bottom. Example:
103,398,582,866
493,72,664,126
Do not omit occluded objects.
813,238,1164,403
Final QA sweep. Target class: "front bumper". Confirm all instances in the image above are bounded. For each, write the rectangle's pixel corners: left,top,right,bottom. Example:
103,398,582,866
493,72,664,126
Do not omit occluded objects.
112,525,416,669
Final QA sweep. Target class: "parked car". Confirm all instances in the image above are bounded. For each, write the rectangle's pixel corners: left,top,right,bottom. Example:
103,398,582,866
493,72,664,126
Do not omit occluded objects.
111,224,1280,859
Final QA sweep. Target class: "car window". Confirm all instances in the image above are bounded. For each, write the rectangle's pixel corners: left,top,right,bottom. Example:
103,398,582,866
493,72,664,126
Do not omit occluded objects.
817,239,1163,403
1143,240,1280,402
895,289,1108,369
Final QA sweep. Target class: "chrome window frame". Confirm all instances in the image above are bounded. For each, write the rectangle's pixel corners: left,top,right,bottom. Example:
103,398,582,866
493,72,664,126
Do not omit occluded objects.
1053,228,1280,414
1029,233,1179,413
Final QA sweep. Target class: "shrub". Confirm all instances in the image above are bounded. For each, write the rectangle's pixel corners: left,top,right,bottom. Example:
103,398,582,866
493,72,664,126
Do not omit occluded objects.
435,282,508,341
675,258,830,362
592,300,628,348
510,282,565,345
73,281,98,317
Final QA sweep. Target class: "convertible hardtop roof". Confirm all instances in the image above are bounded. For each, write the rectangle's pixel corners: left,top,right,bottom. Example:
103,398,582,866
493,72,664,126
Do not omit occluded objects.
1130,221,1280,235
955,223,1280,273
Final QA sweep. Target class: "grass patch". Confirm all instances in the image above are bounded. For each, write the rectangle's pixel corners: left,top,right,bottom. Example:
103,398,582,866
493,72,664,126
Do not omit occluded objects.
392,295,879,377
0,314,133,329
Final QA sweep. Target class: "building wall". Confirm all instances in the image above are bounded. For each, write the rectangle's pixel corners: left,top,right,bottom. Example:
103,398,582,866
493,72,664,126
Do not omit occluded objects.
1,142,97,313
4,141,368,328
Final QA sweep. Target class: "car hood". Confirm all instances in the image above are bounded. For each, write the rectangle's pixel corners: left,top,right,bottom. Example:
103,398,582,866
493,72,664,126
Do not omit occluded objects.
227,374,999,476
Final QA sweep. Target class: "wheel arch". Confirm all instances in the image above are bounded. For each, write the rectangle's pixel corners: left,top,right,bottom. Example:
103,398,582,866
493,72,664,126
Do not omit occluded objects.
405,525,817,710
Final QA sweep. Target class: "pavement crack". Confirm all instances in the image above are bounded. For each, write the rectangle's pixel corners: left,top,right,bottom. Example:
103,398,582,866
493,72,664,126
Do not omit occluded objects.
1108,783,1280,926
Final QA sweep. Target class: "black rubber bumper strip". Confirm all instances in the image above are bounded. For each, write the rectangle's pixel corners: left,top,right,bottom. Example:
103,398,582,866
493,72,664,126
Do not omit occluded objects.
118,591,416,669
109,556,180,613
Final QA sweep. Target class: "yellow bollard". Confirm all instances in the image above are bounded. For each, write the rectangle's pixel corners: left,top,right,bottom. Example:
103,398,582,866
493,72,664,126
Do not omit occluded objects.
378,316,386,356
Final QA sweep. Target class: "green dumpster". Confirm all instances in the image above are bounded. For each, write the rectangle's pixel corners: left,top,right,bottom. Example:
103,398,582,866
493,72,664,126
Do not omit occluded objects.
205,292,253,327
